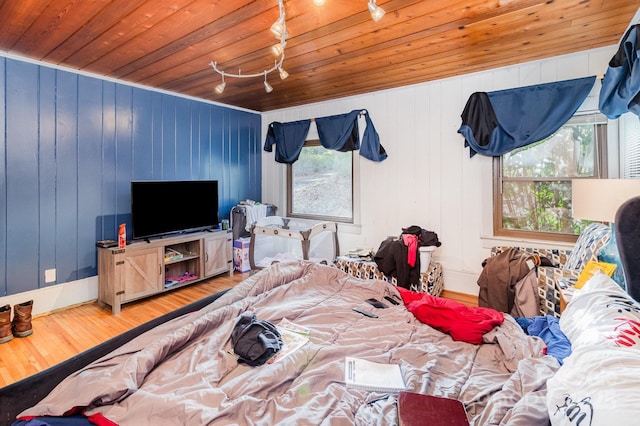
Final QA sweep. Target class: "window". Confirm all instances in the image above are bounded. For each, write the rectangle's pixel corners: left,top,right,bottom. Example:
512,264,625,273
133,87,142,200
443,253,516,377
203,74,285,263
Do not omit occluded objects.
494,113,608,241
287,140,354,222
620,112,640,178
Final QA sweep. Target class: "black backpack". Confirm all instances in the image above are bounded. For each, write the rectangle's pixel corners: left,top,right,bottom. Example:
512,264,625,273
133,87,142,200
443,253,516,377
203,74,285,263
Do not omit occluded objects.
231,313,283,366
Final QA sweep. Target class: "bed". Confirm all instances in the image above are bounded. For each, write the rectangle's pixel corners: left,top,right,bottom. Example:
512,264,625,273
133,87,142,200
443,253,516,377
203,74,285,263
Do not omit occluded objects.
6,260,639,425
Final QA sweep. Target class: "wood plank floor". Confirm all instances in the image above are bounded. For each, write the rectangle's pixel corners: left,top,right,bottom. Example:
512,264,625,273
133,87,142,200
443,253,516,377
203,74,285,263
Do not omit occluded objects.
0,272,248,388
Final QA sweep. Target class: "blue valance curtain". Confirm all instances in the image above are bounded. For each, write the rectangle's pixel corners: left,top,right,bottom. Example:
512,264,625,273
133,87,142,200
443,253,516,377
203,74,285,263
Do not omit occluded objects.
264,109,387,164
457,76,596,157
599,24,640,119
263,119,312,163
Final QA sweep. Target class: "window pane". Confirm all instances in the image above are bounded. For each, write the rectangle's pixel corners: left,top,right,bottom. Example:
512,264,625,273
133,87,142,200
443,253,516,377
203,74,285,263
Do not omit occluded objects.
503,125,596,179
501,180,582,234
291,146,352,219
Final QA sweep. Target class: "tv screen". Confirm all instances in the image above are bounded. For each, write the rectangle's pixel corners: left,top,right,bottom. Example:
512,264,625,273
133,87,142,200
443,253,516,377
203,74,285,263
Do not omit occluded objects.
131,180,219,240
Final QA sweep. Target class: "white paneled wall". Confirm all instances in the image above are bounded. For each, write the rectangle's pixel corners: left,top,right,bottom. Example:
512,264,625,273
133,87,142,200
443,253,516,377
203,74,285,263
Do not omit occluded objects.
261,45,617,296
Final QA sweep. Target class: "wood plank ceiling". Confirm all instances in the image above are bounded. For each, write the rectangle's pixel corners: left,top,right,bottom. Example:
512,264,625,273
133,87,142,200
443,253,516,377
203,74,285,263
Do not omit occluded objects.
0,0,637,112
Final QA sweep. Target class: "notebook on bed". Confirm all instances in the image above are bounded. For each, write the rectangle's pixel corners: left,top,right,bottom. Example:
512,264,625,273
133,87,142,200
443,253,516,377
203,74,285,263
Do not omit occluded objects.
397,391,469,426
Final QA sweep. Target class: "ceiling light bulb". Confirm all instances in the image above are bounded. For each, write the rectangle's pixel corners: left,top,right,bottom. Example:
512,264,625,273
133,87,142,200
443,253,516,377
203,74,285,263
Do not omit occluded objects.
279,66,289,80
215,72,226,94
368,0,385,22
270,19,285,38
272,43,285,56
313,0,326,5
264,72,273,93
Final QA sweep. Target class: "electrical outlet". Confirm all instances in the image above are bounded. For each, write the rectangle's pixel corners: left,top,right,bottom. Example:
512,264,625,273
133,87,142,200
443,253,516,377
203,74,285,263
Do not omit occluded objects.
45,268,56,283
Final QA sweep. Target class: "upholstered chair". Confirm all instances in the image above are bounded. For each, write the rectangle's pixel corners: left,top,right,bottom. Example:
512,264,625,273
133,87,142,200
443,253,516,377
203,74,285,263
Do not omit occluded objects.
491,222,611,317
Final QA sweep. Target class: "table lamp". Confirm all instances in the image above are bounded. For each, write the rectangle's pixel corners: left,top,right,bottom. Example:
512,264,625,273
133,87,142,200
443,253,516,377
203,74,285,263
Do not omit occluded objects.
572,179,640,290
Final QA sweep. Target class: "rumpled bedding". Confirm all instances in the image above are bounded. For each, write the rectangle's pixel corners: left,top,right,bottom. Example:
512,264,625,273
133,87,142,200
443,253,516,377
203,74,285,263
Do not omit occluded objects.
547,273,640,425
18,261,558,425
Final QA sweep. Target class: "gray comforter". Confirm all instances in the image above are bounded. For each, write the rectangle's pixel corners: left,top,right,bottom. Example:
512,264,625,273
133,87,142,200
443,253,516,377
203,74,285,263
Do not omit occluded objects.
20,261,559,425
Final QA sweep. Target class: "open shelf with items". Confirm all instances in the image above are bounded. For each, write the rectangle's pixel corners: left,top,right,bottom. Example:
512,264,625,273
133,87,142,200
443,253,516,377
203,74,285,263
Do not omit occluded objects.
164,240,202,289
98,230,232,314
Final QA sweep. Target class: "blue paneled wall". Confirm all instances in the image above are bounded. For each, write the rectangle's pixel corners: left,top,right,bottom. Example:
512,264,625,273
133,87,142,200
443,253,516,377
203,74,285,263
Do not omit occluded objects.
0,56,262,297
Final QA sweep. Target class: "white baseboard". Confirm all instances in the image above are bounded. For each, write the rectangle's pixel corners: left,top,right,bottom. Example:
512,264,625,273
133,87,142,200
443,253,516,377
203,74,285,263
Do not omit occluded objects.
441,268,480,296
0,276,98,317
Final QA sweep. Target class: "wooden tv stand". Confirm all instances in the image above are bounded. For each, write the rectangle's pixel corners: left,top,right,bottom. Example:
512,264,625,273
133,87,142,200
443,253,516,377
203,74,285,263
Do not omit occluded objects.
97,230,232,314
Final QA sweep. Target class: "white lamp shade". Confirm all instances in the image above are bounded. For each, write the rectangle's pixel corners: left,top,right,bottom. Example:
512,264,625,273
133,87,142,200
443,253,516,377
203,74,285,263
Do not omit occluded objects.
572,179,640,223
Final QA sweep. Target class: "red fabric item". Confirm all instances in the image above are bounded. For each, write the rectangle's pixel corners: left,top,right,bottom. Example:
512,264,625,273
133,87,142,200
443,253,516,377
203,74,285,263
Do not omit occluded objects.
17,408,119,426
398,287,504,344
402,234,418,267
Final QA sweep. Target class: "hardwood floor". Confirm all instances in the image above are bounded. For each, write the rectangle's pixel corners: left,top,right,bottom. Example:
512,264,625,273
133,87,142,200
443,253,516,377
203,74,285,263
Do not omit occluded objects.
0,272,248,388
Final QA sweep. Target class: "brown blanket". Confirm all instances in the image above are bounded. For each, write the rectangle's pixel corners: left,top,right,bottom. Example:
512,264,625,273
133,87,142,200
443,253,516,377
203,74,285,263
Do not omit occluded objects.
19,261,558,425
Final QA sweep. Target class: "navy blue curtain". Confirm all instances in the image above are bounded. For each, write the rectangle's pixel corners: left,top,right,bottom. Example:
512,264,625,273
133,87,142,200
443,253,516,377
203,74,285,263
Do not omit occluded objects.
263,119,311,163
458,76,596,157
264,109,387,163
599,24,640,119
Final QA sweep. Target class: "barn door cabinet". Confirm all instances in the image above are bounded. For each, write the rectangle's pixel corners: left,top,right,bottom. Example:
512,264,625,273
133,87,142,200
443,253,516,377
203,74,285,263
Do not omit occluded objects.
98,230,232,314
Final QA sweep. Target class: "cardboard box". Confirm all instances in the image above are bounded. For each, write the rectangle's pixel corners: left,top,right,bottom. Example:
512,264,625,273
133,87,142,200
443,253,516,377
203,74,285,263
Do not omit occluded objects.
233,238,251,272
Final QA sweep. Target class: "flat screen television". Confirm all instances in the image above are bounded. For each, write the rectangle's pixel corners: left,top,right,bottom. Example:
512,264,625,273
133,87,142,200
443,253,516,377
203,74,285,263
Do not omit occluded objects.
131,180,219,240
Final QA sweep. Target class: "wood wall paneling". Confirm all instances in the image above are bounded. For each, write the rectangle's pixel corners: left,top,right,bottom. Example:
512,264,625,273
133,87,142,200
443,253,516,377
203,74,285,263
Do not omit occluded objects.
132,88,154,181
38,67,58,290
0,56,261,297
0,59,6,296
6,59,40,295
55,70,80,284
78,76,105,279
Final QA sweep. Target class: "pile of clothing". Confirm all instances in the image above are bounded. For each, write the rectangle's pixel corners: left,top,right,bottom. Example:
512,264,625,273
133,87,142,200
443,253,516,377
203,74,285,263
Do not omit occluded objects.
374,225,442,289
477,248,556,317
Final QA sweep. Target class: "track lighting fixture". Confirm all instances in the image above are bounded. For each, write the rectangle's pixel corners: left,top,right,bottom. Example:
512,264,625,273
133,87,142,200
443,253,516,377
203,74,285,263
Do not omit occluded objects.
271,42,285,56
264,72,274,93
278,66,289,80
270,16,285,38
210,0,385,94
368,0,385,23
214,72,226,94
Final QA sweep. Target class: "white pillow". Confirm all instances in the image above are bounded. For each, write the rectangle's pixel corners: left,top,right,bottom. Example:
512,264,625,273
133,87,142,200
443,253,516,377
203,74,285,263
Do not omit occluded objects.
559,272,640,350
547,272,640,425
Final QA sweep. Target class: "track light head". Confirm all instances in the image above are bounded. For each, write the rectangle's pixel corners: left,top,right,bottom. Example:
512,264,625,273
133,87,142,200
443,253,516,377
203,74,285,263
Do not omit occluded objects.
270,18,285,38
272,42,285,56
279,66,289,80
264,72,274,93
214,71,226,94
215,81,226,94
368,0,385,22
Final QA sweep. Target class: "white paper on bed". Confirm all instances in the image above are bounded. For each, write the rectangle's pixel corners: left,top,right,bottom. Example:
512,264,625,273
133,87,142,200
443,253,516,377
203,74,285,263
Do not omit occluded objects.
345,356,406,392
547,272,640,425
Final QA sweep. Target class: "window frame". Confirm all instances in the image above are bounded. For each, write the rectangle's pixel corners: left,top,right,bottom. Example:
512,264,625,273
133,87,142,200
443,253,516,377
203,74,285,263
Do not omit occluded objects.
493,112,608,243
286,139,356,223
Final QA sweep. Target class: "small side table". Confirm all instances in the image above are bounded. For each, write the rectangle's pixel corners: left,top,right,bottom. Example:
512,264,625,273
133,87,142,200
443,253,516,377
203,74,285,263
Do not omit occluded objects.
557,278,577,314
333,256,444,296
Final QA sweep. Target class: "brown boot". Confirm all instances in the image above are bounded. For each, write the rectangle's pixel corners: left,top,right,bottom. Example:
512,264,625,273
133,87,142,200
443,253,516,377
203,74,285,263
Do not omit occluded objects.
0,304,13,343
12,300,33,338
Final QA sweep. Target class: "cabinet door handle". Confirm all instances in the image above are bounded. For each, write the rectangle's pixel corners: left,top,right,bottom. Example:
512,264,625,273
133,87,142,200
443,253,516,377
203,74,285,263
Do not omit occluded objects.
159,264,162,275
206,253,209,262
